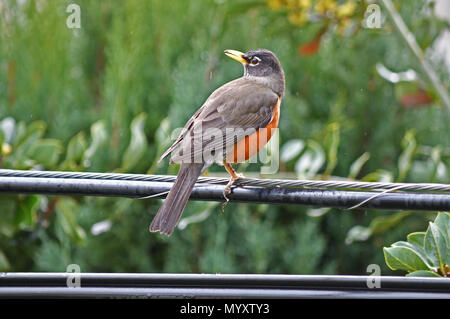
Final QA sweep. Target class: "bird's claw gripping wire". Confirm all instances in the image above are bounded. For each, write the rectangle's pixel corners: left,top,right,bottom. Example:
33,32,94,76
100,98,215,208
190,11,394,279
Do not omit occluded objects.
221,162,245,211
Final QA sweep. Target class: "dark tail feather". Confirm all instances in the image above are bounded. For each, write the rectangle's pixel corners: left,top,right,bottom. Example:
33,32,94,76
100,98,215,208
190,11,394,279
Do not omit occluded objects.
150,163,203,235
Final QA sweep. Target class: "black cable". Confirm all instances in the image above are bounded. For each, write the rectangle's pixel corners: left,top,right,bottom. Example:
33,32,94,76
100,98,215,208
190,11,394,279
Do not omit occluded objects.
1,169,450,192
1,273,449,298
0,175,449,211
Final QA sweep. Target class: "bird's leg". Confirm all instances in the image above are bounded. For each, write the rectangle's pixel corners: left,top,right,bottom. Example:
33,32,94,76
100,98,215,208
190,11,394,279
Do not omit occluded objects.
222,161,245,207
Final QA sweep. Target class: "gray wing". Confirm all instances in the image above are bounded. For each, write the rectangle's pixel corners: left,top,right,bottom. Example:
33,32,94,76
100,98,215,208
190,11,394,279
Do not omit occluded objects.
165,78,279,164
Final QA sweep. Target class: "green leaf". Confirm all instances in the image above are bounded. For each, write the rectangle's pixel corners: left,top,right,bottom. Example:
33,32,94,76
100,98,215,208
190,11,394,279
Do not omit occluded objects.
121,113,147,171
280,139,305,163
392,241,432,269
434,213,449,248
407,232,426,247
295,140,325,179
406,270,441,277
11,121,47,164
424,222,448,270
349,152,370,179
55,198,86,245
66,132,88,163
13,120,46,147
15,195,40,229
25,139,63,167
383,246,429,272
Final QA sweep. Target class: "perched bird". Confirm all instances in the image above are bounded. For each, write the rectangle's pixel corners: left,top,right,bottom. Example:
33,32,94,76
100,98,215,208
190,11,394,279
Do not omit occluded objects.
150,49,285,235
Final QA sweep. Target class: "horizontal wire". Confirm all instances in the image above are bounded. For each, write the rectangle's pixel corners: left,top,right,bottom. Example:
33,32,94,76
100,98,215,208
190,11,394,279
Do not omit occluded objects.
0,171,449,211
1,273,449,299
0,169,449,193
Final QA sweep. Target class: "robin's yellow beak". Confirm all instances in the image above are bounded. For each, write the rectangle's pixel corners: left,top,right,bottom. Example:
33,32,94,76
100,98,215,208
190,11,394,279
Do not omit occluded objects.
224,49,247,65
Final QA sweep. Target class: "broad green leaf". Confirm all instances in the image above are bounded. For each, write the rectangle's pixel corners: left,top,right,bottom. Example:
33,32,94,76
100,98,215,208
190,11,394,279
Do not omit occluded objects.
348,152,370,179
392,241,432,269
11,121,47,163
15,195,40,229
280,139,305,162
14,120,46,147
12,121,26,146
424,222,448,269
383,246,429,272
66,132,87,163
25,139,63,167
295,140,325,179
434,213,449,246
121,113,147,171
406,270,441,277
407,232,426,247
55,198,86,245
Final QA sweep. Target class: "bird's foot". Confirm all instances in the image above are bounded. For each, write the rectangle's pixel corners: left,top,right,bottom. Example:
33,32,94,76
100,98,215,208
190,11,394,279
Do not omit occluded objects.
221,173,245,211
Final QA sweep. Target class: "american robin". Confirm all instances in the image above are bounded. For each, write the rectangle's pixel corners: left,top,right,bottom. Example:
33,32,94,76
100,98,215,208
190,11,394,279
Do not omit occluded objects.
150,49,285,235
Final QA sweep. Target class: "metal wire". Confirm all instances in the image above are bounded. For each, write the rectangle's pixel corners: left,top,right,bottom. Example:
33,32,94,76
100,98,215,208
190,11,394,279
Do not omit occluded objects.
0,169,449,211
1,273,449,299
1,169,450,192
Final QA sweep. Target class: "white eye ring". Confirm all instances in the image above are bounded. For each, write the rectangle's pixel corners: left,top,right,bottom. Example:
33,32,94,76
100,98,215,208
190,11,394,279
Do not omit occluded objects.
249,56,260,66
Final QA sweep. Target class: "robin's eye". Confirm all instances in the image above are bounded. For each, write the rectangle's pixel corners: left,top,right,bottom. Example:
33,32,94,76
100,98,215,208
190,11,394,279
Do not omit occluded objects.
250,57,259,65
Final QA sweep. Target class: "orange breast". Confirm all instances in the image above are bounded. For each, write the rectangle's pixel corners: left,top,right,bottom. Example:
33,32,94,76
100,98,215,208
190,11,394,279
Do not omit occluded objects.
226,97,281,164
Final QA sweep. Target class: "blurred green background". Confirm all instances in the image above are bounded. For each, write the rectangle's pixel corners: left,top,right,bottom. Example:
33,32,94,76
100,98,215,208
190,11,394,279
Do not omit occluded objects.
0,0,449,275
